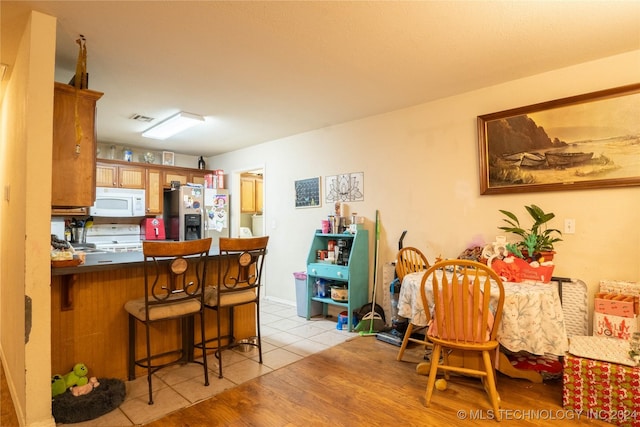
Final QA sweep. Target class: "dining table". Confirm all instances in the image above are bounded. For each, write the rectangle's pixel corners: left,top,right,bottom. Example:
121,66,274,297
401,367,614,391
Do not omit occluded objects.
397,270,569,382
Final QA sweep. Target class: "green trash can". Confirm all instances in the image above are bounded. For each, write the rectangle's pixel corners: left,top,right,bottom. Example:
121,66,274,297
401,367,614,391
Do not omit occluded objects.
294,272,322,317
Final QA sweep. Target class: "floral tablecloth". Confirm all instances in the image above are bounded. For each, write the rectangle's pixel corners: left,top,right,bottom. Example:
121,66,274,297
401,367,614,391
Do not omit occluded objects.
397,270,568,356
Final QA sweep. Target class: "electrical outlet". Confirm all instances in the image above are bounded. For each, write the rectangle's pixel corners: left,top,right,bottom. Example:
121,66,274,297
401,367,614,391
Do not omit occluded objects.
564,218,575,234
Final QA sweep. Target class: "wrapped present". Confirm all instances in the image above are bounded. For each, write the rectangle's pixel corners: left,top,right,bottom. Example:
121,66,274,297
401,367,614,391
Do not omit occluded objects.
594,312,637,340
563,353,640,427
601,280,640,296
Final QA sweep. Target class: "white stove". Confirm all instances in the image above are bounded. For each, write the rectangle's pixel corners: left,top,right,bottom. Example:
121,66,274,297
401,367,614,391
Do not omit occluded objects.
85,224,143,252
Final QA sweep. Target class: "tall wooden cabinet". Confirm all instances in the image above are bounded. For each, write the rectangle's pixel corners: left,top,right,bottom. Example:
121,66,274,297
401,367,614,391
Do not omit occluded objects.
306,230,369,331
51,82,103,207
145,169,162,215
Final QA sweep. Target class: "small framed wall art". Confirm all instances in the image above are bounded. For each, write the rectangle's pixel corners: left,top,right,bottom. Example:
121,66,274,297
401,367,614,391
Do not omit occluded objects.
294,177,321,208
162,151,175,166
325,172,364,202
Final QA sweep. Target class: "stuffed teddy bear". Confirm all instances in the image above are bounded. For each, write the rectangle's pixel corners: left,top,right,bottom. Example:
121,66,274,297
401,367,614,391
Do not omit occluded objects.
62,363,89,389
70,377,100,397
51,374,66,397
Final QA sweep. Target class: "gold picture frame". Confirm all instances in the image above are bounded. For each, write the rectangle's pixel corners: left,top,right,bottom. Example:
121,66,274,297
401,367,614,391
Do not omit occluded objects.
478,83,640,195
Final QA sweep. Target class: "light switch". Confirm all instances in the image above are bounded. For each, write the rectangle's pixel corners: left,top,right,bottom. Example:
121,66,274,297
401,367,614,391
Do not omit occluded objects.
564,218,575,234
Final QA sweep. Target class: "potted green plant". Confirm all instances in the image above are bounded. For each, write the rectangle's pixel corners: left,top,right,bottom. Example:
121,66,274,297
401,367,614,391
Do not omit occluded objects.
497,204,562,262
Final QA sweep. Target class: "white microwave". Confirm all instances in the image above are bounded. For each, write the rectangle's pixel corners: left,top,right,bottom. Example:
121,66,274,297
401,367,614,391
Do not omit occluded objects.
90,187,146,217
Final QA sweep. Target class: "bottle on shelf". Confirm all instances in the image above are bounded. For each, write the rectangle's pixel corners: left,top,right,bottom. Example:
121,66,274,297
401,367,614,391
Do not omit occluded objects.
198,156,205,170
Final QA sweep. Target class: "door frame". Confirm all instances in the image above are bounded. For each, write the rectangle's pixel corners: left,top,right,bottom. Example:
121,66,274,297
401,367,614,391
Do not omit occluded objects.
231,164,266,296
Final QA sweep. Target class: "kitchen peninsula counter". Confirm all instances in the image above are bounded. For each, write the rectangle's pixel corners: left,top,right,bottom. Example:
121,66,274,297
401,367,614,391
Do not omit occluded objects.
50,248,254,380
50,246,222,275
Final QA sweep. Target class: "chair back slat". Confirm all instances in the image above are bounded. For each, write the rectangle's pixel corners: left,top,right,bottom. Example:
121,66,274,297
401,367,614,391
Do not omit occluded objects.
396,247,430,282
218,236,269,296
423,260,504,345
143,238,212,308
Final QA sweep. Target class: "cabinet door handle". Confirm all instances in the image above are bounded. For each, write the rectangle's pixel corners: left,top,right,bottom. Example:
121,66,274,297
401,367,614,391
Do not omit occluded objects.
336,271,343,278
311,268,317,274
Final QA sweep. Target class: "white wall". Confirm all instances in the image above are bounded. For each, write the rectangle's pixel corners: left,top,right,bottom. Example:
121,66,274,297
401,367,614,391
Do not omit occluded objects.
1,10,57,427
213,50,640,315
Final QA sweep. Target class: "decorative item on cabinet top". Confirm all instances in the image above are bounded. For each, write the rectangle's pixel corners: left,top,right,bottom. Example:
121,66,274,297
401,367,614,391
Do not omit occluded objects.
96,143,160,164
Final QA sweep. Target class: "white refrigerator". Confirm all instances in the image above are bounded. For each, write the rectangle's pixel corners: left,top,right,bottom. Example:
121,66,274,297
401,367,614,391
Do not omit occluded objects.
204,188,230,246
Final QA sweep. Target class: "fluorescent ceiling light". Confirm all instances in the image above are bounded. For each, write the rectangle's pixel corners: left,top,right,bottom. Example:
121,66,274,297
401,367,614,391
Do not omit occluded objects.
142,111,205,140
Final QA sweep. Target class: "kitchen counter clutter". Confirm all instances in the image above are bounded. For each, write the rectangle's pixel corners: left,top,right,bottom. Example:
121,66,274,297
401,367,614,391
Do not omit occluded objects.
50,246,224,275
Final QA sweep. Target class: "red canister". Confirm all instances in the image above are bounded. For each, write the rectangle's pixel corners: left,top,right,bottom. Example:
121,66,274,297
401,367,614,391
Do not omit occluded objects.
327,240,336,251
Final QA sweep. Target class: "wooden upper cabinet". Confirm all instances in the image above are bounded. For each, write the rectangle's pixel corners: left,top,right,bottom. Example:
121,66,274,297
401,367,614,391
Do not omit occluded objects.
146,169,162,215
118,165,145,188
163,170,188,187
241,173,263,213
95,163,117,187
93,160,210,214
189,171,207,186
51,82,103,207
240,176,256,213
96,162,144,189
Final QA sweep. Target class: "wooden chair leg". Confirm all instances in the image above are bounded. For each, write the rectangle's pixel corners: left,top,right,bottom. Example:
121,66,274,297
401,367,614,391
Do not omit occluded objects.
424,344,442,406
396,323,415,361
482,350,501,421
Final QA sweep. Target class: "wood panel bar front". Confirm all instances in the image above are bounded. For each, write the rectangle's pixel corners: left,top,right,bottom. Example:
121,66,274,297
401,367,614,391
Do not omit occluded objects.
51,257,255,380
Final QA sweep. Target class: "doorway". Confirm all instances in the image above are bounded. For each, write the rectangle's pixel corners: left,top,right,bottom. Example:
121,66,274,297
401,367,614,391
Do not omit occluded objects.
233,166,266,297
238,168,264,237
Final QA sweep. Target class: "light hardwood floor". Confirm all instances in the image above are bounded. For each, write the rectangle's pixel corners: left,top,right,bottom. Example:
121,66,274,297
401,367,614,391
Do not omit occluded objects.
144,337,609,427
1,361,19,427
1,333,613,426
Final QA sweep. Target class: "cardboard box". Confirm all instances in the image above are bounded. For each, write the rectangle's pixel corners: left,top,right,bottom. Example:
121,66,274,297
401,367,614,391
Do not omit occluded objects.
594,312,637,340
563,353,640,427
595,293,636,318
600,281,640,315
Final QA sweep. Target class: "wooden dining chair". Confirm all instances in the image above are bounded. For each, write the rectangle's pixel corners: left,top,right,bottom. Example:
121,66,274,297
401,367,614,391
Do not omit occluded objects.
124,238,212,405
199,236,269,379
421,259,505,419
395,246,432,361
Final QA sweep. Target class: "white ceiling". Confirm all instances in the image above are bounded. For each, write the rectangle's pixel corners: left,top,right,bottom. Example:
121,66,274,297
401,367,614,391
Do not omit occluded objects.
3,1,640,157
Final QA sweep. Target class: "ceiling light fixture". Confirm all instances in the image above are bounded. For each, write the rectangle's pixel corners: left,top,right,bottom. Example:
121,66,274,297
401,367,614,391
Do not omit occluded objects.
142,111,205,140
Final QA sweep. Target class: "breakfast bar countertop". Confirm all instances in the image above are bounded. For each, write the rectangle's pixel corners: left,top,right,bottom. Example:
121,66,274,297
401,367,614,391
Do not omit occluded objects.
51,246,222,276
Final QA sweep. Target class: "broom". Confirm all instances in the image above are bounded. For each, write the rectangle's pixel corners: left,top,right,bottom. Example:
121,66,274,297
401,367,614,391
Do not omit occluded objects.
357,209,384,335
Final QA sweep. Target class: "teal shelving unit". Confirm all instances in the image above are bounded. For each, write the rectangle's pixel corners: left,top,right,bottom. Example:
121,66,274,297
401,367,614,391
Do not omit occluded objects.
305,230,369,331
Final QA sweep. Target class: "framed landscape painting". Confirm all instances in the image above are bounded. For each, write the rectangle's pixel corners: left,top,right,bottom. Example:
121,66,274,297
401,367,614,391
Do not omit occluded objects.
478,83,640,194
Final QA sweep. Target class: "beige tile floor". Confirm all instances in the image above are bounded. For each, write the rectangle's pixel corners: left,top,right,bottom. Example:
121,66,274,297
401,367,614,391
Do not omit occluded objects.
59,300,354,426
